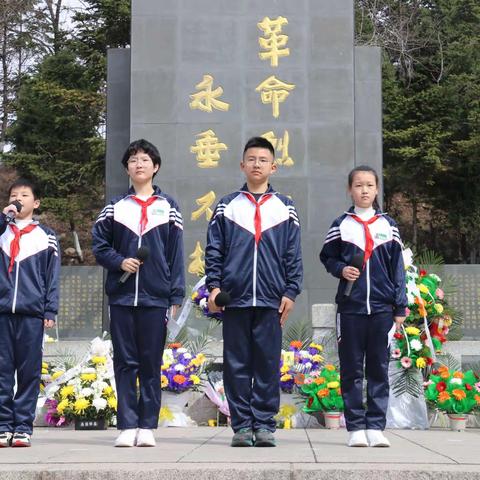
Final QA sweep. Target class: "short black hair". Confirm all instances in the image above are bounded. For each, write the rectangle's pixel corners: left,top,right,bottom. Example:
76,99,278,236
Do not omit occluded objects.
243,136,275,157
8,177,40,200
121,139,162,175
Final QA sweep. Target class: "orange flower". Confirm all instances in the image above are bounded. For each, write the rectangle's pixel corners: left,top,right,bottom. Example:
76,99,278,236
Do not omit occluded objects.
438,391,451,403
440,371,450,379
290,340,302,350
294,373,305,385
167,343,182,349
173,374,186,384
452,389,466,401
453,372,464,379
317,388,330,398
414,296,427,317
325,364,336,372
314,377,326,385
475,394,480,405
438,365,449,375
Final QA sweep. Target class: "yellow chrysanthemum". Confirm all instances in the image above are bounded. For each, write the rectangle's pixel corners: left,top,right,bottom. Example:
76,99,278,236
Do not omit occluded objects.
327,381,339,389
42,362,49,369
191,292,198,300
161,375,168,388
56,399,70,414
74,397,90,415
60,385,75,398
52,371,64,380
309,342,323,351
416,357,426,368
41,368,48,375
107,396,117,410
190,374,201,385
80,373,97,382
419,284,429,294
161,363,171,371
103,385,113,396
312,354,324,363
405,326,420,336
280,374,293,382
91,356,106,365
280,364,290,374
434,304,444,314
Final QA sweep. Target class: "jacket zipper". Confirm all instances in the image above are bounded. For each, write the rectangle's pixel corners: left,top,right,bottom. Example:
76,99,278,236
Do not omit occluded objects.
12,264,20,313
252,245,258,306
366,259,371,314
134,236,142,307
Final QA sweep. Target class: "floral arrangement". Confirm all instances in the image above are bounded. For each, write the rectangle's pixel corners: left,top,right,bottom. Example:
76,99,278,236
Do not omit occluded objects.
44,337,117,426
299,364,344,413
391,326,435,372
191,282,222,320
424,366,480,414
40,361,64,394
280,341,324,393
161,343,206,393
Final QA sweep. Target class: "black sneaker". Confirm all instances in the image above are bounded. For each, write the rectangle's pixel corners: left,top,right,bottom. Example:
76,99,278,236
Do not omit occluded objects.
0,432,13,448
231,428,254,447
254,429,276,447
11,432,31,447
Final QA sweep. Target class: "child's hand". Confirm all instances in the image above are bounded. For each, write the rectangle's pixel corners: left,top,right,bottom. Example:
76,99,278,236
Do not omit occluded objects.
342,266,360,281
121,258,141,273
44,319,55,328
208,288,224,313
394,316,406,330
2,203,19,217
279,296,295,327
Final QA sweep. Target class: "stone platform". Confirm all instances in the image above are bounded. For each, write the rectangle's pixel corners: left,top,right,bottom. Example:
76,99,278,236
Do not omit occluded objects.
1,427,480,480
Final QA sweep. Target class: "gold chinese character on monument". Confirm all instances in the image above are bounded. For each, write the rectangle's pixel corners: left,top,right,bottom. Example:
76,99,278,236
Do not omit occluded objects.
261,130,294,167
190,130,228,169
255,75,295,119
188,241,205,276
189,74,230,113
191,191,216,221
257,16,290,67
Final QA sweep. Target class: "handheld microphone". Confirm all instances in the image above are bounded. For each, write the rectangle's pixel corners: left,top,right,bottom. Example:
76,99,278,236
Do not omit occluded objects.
214,291,231,307
5,201,22,223
118,246,150,284
344,253,364,297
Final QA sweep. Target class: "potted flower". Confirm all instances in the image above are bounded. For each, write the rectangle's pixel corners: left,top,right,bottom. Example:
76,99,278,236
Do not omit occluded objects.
44,337,117,429
160,343,206,427
299,364,344,429
424,366,480,431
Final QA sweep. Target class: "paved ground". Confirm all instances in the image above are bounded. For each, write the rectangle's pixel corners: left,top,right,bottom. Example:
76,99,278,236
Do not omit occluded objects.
1,427,480,479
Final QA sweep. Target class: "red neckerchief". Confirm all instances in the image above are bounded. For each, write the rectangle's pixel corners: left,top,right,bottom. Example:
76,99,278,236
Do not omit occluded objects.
243,192,272,245
132,196,157,234
350,214,380,265
8,223,37,273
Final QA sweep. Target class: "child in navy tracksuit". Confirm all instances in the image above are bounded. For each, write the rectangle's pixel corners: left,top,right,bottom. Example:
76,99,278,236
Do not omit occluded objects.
0,178,60,448
92,139,185,448
320,166,407,448
205,137,303,447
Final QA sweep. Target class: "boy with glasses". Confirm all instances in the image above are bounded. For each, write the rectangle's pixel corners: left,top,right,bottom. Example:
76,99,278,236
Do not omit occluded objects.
205,137,303,447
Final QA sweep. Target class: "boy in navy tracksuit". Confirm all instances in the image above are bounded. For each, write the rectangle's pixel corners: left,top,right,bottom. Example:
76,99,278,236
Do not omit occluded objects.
0,179,60,448
206,137,303,447
92,139,184,448
320,166,407,448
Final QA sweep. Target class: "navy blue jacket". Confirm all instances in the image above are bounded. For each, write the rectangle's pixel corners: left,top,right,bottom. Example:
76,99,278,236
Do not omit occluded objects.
0,215,60,321
319,207,407,316
92,186,185,308
205,184,303,309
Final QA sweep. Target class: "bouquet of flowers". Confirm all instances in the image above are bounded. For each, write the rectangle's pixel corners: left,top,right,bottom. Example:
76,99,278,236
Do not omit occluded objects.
424,366,480,414
161,343,206,392
391,326,434,372
191,282,222,320
280,341,324,393
300,364,344,413
40,361,65,394
44,337,117,426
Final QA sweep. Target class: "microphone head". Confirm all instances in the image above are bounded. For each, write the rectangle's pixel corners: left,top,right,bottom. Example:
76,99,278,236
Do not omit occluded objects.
136,246,150,262
10,200,22,213
214,291,231,307
350,253,364,270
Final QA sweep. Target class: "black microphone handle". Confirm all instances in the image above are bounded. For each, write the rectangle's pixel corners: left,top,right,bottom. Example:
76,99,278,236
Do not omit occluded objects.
118,270,132,284
344,280,355,297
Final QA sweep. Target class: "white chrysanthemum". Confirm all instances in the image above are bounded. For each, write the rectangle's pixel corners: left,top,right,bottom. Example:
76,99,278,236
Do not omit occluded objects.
450,378,462,385
92,397,107,411
81,388,94,397
174,364,186,371
177,348,187,354
90,337,111,357
92,381,109,392
299,350,309,357
410,339,423,351
199,298,207,308
182,353,192,360
82,367,96,374
304,362,313,370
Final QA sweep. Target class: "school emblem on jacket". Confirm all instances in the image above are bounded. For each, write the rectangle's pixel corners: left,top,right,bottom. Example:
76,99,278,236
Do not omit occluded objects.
375,232,387,240
151,208,165,216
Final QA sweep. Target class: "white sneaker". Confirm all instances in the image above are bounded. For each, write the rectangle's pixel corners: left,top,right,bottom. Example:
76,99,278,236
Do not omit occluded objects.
114,429,137,447
136,428,156,447
366,429,391,447
347,429,369,447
